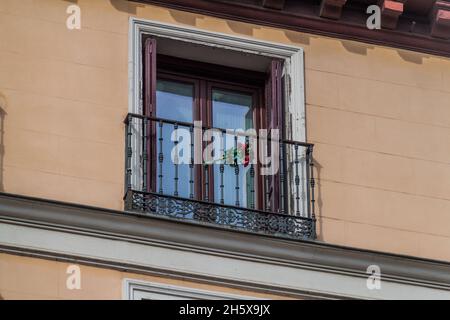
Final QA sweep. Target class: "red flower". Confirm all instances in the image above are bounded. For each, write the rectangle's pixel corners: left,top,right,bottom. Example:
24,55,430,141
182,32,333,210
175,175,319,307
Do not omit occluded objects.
244,155,250,167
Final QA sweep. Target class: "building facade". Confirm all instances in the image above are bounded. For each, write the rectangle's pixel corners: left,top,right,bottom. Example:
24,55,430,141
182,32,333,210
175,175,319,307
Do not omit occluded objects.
0,0,450,299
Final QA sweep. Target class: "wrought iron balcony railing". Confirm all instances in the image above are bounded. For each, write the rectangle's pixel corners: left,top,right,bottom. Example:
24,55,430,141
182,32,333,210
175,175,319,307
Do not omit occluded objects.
124,113,316,240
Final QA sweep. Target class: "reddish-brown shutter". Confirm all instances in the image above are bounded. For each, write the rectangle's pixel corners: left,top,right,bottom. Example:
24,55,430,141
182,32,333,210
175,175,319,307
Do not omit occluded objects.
265,59,283,212
144,38,157,191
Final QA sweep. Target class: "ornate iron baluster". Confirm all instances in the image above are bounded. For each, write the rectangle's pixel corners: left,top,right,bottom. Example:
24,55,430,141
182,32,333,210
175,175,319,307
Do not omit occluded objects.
220,132,225,204
173,123,179,197
294,144,300,216
264,175,270,211
189,126,194,199
247,135,255,210
250,164,255,209
234,135,240,207
126,114,132,191
142,117,148,192
204,164,209,202
308,145,316,237
158,120,164,194
279,142,285,214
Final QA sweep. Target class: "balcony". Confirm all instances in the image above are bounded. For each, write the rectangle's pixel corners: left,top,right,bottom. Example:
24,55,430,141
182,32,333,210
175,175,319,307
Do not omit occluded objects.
124,113,316,240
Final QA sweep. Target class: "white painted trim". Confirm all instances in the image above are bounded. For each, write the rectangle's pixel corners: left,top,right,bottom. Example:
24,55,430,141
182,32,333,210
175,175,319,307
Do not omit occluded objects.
2,222,450,300
123,278,264,300
127,18,307,191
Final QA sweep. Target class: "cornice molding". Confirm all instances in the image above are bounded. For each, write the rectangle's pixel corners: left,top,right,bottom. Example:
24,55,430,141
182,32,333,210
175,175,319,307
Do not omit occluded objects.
380,1,404,30
128,0,450,58
320,0,348,20
431,1,450,39
0,192,449,292
262,0,285,10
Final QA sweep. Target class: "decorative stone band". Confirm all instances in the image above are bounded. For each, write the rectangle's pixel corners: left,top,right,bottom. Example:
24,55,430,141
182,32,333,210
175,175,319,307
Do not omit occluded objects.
0,192,450,298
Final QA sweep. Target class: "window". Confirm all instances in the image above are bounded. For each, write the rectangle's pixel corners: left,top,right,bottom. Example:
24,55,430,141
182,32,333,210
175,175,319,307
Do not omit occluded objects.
125,19,315,240
143,38,283,211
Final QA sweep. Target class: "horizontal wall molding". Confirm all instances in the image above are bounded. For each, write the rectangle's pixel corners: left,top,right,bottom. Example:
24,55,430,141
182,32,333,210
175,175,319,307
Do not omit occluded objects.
0,192,450,299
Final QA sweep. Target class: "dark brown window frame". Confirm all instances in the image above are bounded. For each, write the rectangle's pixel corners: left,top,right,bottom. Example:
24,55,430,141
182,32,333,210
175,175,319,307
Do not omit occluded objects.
143,38,284,211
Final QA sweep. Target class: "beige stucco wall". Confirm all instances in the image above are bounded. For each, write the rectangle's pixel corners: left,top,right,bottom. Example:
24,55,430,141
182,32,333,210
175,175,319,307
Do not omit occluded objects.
0,0,450,264
0,253,289,299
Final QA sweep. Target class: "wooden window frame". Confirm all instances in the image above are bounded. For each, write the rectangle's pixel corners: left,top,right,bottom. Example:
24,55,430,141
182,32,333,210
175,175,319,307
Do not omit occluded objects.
144,38,283,212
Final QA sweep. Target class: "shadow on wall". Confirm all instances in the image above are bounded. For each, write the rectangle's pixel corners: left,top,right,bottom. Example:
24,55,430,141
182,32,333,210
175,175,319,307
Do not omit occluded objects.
0,93,7,192
313,159,324,241
169,9,205,26
62,0,144,15
396,50,428,64
341,41,374,56
226,21,260,36
63,0,430,67
167,7,256,35
284,30,313,45
338,38,428,65
109,0,144,15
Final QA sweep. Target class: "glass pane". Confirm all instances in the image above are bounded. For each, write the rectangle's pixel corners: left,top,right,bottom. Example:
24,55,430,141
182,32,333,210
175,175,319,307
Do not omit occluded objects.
156,80,194,122
212,90,253,130
156,79,194,200
212,89,255,209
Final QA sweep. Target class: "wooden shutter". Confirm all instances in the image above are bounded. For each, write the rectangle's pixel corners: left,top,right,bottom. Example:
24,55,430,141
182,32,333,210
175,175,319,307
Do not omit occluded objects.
265,59,283,212
143,38,157,192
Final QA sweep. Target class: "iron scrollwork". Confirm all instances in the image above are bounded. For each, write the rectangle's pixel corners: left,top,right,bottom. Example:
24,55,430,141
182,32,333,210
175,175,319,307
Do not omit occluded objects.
126,190,314,240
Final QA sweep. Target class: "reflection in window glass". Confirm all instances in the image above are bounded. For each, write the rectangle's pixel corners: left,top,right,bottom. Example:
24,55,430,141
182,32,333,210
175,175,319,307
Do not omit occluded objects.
156,80,193,122
212,89,255,208
156,79,193,199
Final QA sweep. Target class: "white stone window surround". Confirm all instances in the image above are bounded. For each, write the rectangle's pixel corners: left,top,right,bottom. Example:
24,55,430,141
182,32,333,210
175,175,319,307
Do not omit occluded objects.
123,278,266,300
128,17,305,136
